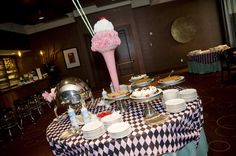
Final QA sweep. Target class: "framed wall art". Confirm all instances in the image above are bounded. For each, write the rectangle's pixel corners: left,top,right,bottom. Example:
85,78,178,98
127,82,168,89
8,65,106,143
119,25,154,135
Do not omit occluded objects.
63,48,80,69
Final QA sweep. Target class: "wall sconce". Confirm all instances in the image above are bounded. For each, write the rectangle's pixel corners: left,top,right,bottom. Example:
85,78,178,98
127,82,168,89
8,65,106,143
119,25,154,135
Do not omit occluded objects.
40,50,44,56
18,50,22,57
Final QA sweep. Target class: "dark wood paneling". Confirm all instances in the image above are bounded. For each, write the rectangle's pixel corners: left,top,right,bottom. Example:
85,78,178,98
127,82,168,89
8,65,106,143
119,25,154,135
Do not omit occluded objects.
133,0,223,73
26,0,223,89
0,30,30,50
29,23,95,88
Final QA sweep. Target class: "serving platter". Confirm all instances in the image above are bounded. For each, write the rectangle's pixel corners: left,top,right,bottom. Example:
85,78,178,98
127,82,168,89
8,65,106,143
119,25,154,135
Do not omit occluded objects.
130,88,162,100
105,92,131,101
131,78,154,88
129,75,149,82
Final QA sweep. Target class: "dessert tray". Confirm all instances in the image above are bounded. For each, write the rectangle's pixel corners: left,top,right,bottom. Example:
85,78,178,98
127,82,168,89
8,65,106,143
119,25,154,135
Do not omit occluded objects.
131,78,155,88
158,76,185,86
130,88,162,100
105,90,131,101
129,74,148,82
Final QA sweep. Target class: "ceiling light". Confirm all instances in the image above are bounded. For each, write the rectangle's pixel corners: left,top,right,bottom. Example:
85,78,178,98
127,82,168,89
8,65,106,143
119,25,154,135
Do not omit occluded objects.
38,16,45,20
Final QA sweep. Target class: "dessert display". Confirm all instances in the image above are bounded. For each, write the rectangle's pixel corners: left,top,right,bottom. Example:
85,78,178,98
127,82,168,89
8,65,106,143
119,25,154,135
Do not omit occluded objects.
130,74,154,88
158,75,185,86
132,77,152,85
130,86,160,98
158,75,181,82
91,17,121,91
130,74,148,81
107,89,130,99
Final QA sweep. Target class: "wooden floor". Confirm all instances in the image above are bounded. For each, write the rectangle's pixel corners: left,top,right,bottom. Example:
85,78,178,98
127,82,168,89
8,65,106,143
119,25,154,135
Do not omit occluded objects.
0,71,236,156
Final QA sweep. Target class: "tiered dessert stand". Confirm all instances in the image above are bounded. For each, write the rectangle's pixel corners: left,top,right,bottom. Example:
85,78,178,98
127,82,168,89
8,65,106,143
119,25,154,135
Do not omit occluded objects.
130,88,162,118
157,76,185,89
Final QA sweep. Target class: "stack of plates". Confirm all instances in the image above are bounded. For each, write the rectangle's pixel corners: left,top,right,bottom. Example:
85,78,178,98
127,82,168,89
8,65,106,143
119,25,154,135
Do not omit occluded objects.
162,89,179,103
179,89,198,102
107,122,132,139
82,121,105,140
101,113,123,129
165,98,186,113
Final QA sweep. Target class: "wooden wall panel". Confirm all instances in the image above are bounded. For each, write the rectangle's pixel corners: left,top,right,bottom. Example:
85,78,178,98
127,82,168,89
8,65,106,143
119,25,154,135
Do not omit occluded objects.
133,0,223,73
27,0,224,89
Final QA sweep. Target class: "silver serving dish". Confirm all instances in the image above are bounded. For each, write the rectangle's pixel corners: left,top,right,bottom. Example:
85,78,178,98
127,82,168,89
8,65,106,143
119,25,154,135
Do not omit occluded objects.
54,77,94,118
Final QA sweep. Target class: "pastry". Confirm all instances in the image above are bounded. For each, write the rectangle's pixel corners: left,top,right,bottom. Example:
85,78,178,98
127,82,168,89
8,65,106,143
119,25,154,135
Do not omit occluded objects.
158,75,181,82
131,74,148,81
107,89,129,98
131,86,157,98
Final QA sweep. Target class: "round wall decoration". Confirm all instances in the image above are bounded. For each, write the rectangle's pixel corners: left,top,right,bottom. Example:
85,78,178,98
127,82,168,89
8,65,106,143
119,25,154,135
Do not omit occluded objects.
171,17,197,43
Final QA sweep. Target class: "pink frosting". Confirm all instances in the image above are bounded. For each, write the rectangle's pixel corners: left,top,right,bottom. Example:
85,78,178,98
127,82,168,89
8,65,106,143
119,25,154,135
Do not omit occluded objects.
91,30,121,52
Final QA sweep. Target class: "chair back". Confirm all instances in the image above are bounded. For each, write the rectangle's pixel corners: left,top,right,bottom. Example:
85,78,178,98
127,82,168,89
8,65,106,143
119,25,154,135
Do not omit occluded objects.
219,48,236,68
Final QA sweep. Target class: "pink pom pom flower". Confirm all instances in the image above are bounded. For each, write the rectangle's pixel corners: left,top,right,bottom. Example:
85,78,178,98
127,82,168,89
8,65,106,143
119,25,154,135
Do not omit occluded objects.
91,30,121,52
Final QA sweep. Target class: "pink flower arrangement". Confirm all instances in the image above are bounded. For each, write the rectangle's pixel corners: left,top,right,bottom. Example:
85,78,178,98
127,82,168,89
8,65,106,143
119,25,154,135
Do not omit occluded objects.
42,87,56,103
91,30,121,52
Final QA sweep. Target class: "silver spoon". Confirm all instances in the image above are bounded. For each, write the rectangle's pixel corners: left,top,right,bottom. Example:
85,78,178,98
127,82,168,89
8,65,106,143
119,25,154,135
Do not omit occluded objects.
168,70,174,77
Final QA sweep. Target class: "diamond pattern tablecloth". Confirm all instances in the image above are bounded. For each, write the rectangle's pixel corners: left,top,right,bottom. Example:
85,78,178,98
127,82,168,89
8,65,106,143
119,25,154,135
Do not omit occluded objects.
46,97,203,156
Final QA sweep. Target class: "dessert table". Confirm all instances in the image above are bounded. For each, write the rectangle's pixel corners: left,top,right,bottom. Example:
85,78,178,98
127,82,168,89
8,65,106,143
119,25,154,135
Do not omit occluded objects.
187,49,222,74
46,95,208,156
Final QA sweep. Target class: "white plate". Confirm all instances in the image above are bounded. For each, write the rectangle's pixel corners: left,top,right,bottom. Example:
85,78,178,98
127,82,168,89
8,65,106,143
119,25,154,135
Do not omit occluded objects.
130,88,162,100
165,98,186,106
107,122,131,134
109,127,132,139
158,76,185,85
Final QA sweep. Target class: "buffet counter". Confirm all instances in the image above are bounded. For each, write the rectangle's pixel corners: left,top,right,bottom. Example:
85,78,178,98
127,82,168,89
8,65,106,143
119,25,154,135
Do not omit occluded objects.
0,78,50,112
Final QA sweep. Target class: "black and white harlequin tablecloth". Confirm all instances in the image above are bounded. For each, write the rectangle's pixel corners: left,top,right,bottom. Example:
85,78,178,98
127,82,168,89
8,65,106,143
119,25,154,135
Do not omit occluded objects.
46,97,203,156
